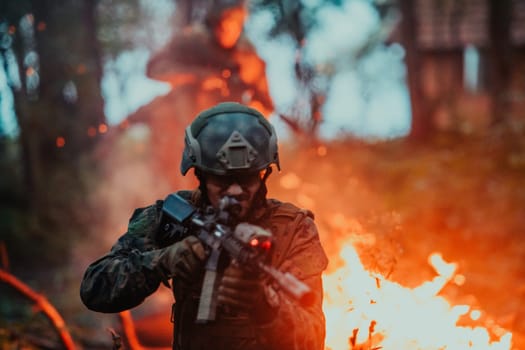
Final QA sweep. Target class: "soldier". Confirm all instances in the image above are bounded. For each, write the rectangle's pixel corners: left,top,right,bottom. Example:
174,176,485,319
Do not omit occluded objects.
80,102,328,350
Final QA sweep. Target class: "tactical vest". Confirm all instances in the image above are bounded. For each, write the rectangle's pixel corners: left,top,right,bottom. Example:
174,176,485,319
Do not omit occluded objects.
170,193,313,350
265,198,314,269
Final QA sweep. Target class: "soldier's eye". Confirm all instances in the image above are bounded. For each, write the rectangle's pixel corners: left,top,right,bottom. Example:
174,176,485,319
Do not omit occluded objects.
207,173,260,188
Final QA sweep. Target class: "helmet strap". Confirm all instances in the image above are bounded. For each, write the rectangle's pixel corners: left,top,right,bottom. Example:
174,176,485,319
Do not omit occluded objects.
261,166,272,182
194,169,211,208
250,167,272,213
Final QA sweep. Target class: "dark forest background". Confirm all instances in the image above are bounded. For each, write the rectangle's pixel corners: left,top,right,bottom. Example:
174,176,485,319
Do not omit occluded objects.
1,0,524,349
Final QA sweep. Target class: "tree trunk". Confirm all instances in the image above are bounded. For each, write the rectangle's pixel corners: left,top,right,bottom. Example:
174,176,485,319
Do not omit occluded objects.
6,0,106,210
400,0,431,141
489,0,511,124
32,0,106,166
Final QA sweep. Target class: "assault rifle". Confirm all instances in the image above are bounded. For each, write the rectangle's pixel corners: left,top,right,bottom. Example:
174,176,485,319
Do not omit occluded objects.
160,193,314,323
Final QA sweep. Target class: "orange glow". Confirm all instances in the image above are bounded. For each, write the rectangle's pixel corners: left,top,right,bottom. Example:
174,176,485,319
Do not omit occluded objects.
323,245,512,349
167,73,197,89
279,173,302,190
454,274,466,286
214,6,247,49
202,76,225,90
233,51,265,85
233,50,271,104
87,127,97,137
471,310,482,321
119,311,145,350
247,100,272,117
8,26,16,35
0,270,76,350
123,26,519,349
119,119,130,129
117,119,518,349
98,124,108,134
26,67,35,76
222,69,232,78
37,21,46,31
56,137,65,148
201,76,229,96
428,252,456,279
76,64,87,74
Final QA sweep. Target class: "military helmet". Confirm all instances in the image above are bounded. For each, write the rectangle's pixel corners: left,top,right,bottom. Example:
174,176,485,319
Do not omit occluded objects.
181,102,280,176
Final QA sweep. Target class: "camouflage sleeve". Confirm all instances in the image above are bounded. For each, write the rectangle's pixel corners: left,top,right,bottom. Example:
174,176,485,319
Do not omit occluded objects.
80,201,169,313
256,215,328,350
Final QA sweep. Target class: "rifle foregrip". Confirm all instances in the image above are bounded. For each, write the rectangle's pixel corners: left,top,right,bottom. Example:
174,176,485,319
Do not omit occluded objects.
280,272,316,307
261,264,315,307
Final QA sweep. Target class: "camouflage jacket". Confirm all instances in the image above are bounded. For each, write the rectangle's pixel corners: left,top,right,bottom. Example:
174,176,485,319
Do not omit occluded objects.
80,191,328,350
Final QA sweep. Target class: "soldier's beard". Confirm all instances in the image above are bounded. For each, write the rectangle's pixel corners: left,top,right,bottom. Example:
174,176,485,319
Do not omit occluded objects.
195,169,270,223
241,182,268,222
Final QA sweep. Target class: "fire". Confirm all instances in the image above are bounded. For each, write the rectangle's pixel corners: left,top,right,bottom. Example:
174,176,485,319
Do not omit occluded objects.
322,245,513,350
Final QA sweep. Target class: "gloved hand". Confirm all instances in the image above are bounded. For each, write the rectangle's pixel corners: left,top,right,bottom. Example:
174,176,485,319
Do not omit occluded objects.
217,261,280,323
160,236,206,283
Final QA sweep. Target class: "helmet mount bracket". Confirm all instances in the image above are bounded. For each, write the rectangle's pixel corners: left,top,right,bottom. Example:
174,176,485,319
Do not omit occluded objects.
216,130,258,170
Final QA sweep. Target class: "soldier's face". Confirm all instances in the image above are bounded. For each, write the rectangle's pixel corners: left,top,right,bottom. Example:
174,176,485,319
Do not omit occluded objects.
213,6,246,49
205,172,262,219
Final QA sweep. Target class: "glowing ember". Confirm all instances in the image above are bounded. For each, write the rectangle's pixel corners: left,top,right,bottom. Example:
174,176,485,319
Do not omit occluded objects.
323,245,512,350
98,123,108,134
56,136,66,148
317,145,328,156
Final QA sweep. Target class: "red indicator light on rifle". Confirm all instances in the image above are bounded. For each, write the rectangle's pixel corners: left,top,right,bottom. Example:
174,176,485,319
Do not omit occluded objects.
250,238,259,247
261,240,272,250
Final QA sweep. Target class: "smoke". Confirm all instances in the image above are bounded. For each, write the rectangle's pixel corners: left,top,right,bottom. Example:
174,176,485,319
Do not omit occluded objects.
102,49,171,125
243,10,300,114
302,0,380,65
245,0,411,140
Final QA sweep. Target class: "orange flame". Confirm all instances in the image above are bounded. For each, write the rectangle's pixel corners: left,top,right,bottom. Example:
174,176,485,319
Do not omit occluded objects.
323,245,512,349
